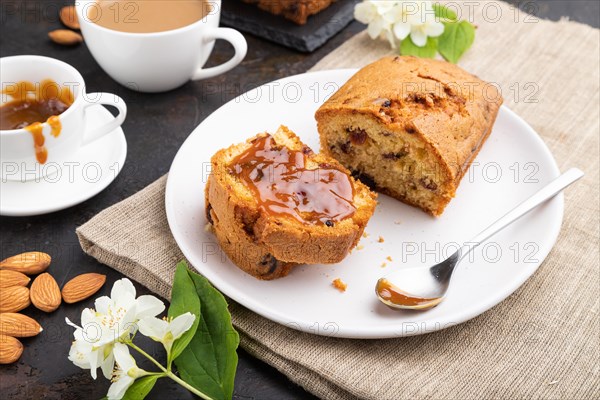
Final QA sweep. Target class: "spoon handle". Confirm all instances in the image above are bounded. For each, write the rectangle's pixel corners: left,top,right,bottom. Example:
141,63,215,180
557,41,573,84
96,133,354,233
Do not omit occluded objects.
459,168,584,260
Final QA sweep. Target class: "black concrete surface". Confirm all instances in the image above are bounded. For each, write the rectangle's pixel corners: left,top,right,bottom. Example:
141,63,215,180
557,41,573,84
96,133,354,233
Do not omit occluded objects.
0,1,597,399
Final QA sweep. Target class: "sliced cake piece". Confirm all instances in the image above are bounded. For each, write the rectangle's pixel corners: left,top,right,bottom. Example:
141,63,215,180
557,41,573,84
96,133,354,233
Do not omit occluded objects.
206,125,377,280
315,56,503,216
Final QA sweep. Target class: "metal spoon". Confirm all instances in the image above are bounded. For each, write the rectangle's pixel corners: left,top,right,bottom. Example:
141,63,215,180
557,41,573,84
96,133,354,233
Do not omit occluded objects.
376,168,584,311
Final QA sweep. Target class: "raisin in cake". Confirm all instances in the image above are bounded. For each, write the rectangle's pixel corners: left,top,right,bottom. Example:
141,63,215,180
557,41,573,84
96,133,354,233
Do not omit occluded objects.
241,0,336,25
315,56,503,216
206,125,376,280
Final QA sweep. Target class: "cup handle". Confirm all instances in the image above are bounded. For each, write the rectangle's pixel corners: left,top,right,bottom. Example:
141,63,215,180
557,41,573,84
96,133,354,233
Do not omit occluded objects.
192,27,247,81
82,93,127,145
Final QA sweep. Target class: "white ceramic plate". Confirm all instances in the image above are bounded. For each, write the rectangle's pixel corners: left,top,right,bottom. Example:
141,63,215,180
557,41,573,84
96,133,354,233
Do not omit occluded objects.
0,105,127,216
166,69,562,339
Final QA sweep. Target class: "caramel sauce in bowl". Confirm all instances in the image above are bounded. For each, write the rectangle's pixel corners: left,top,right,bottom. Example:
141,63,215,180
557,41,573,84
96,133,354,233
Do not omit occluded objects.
1,79,73,164
0,56,91,182
228,134,356,225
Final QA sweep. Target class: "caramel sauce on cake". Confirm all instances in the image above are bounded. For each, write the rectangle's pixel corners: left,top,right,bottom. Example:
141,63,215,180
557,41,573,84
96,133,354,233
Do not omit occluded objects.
229,134,356,225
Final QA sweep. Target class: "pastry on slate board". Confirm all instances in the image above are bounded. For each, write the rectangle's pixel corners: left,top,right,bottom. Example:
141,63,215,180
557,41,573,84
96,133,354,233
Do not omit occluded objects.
241,0,337,25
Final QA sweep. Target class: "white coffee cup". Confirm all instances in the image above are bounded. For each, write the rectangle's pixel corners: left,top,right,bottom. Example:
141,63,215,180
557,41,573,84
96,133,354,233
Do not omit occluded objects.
0,55,127,182
76,0,248,93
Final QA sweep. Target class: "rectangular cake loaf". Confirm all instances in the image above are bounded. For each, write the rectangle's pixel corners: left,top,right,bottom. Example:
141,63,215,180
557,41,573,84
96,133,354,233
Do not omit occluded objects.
315,56,503,216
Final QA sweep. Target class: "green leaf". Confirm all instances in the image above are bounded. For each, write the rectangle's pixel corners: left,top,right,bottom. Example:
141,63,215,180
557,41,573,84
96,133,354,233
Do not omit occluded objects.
122,375,160,400
401,37,439,59
174,264,239,400
438,21,476,63
433,3,458,21
168,262,201,364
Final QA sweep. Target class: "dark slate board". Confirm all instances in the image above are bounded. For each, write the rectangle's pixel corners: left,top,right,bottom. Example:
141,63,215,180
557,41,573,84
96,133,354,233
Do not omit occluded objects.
221,0,360,52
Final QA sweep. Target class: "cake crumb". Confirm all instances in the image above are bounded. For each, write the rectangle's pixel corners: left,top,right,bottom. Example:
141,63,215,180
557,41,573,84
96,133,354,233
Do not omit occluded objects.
386,256,393,262
378,236,385,243
332,278,347,292
362,231,369,238
356,245,364,251
204,223,212,232
380,262,387,268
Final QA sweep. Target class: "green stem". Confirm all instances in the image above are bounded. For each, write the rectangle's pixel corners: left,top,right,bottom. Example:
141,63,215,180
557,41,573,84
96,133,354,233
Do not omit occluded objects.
126,342,168,373
145,372,166,377
166,371,214,400
126,341,214,400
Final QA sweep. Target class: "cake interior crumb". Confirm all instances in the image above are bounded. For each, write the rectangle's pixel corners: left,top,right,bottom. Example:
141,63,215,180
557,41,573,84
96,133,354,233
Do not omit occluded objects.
356,245,364,250
332,278,347,292
380,262,387,268
386,256,393,262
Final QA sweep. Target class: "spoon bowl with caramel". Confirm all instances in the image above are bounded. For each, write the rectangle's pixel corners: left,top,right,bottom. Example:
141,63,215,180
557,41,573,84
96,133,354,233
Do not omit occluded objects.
376,168,584,311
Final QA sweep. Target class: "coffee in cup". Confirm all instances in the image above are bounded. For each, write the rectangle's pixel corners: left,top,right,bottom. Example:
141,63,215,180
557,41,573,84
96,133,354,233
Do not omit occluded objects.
89,0,211,33
76,0,247,92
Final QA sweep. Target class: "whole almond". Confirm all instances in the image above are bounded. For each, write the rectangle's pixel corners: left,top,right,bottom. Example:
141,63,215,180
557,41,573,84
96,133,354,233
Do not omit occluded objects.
0,270,30,288
62,273,106,304
0,252,51,275
0,335,23,364
48,29,83,46
0,313,42,337
59,6,80,30
0,287,31,313
30,273,61,312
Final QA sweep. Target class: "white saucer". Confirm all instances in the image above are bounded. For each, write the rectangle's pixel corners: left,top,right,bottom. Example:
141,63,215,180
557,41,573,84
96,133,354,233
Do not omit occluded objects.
166,69,563,339
0,105,127,217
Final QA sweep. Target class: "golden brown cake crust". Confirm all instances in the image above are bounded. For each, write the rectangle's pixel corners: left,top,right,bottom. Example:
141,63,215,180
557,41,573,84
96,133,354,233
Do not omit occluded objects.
206,126,377,280
315,56,503,216
241,0,336,25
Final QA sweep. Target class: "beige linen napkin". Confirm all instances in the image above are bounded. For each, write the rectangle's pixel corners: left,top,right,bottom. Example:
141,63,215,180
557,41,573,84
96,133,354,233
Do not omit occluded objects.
77,2,599,399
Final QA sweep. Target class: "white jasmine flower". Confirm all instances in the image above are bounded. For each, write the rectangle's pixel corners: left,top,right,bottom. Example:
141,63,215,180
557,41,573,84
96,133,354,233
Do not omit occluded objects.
355,0,445,48
107,343,149,400
405,1,444,47
138,312,196,354
66,278,165,379
67,307,117,380
355,1,399,47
